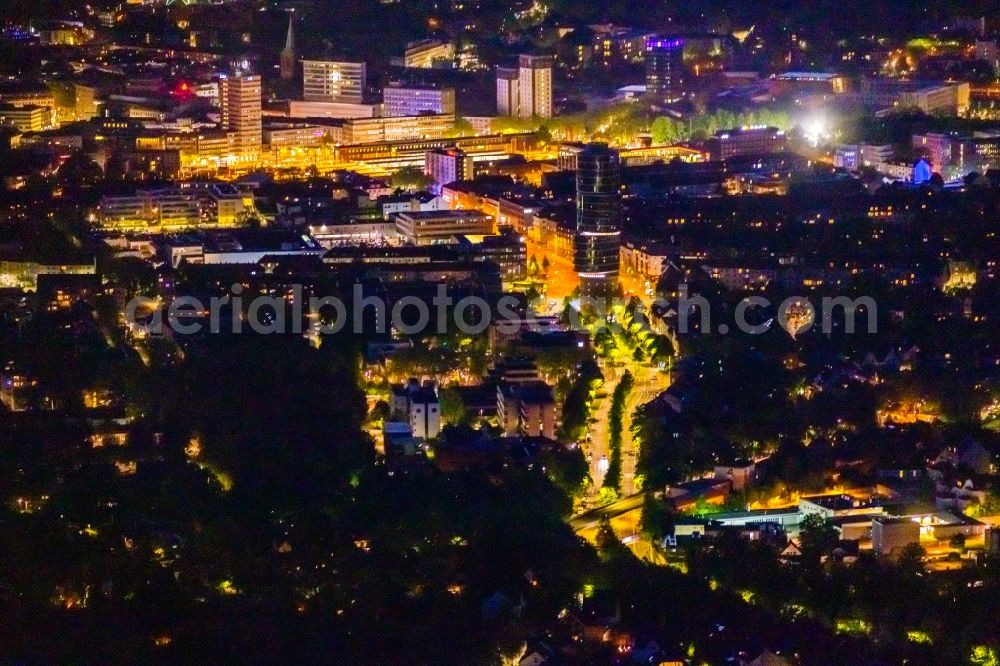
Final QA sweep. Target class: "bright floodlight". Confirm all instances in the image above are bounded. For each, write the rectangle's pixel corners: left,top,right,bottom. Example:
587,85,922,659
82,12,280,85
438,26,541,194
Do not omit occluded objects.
803,115,828,146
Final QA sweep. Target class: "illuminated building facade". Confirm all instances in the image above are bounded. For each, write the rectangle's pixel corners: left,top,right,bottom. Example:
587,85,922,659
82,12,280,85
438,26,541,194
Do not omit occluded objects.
336,132,525,172
264,123,330,149
403,40,455,68
517,54,553,118
0,104,48,132
833,143,893,170
383,84,455,117
496,67,520,116
573,143,621,298
302,60,366,104
99,190,201,231
394,209,495,245
708,126,786,160
286,100,378,119
219,70,262,155
645,37,685,103
425,148,474,189
98,186,250,231
341,114,453,145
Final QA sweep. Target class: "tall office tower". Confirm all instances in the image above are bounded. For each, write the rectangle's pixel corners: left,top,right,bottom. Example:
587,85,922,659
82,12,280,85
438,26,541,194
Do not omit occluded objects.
496,66,520,116
219,69,262,154
302,60,366,103
645,36,685,103
279,12,297,81
574,143,621,299
517,54,553,118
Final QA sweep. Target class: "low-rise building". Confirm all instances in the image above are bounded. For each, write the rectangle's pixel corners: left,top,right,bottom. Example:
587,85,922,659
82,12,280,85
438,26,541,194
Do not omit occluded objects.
714,461,758,491
708,126,786,161
497,381,558,439
394,209,494,245
342,114,454,145
391,379,441,439
403,40,455,69
383,84,455,117
0,104,50,132
871,517,920,555
620,241,672,281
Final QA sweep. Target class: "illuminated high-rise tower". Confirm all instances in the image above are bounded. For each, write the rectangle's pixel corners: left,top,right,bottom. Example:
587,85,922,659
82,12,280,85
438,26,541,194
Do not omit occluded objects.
496,66,520,116
645,36,685,103
302,60,366,104
574,143,621,299
219,68,262,154
517,54,553,118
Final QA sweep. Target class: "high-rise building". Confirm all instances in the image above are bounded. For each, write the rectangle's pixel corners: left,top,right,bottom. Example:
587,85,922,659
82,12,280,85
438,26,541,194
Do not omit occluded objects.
645,37,685,103
219,70,262,154
517,54,553,118
279,12,297,81
574,143,621,299
383,84,456,117
425,147,474,190
496,67,520,116
302,60,366,104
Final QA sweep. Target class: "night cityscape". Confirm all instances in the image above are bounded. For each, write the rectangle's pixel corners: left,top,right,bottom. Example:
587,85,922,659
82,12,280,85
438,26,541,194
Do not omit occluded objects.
4,0,1000,663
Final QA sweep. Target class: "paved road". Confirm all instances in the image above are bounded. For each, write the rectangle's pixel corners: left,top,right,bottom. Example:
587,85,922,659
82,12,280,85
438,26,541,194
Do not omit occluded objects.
618,365,668,496
580,361,671,504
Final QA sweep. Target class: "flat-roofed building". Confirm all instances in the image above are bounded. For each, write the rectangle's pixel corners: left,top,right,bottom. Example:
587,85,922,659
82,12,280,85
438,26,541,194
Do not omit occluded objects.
286,99,378,119
799,494,883,519
342,114,454,145
302,60,366,104
98,190,201,232
264,123,329,149
308,220,399,246
394,209,494,245
708,126,786,161
383,84,455,117
218,70,262,155
899,82,970,116
517,54,553,118
620,240,672,280
497,380,558,439
872,517,920,555
204,183,249,226
425,147,474,189
403,40,454,68
0,89,55,111
0,104,49,132
0,259,97,291
496,66,520,116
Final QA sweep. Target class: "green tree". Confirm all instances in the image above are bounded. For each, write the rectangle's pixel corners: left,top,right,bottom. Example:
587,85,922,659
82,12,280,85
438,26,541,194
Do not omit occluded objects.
557,362,602,442
640,493,674,540
438,387,468,425
447,116,475,137
369,399,391,423
542,446,590,498
650,116,686,144
799,513,838,564
391,166,434,191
